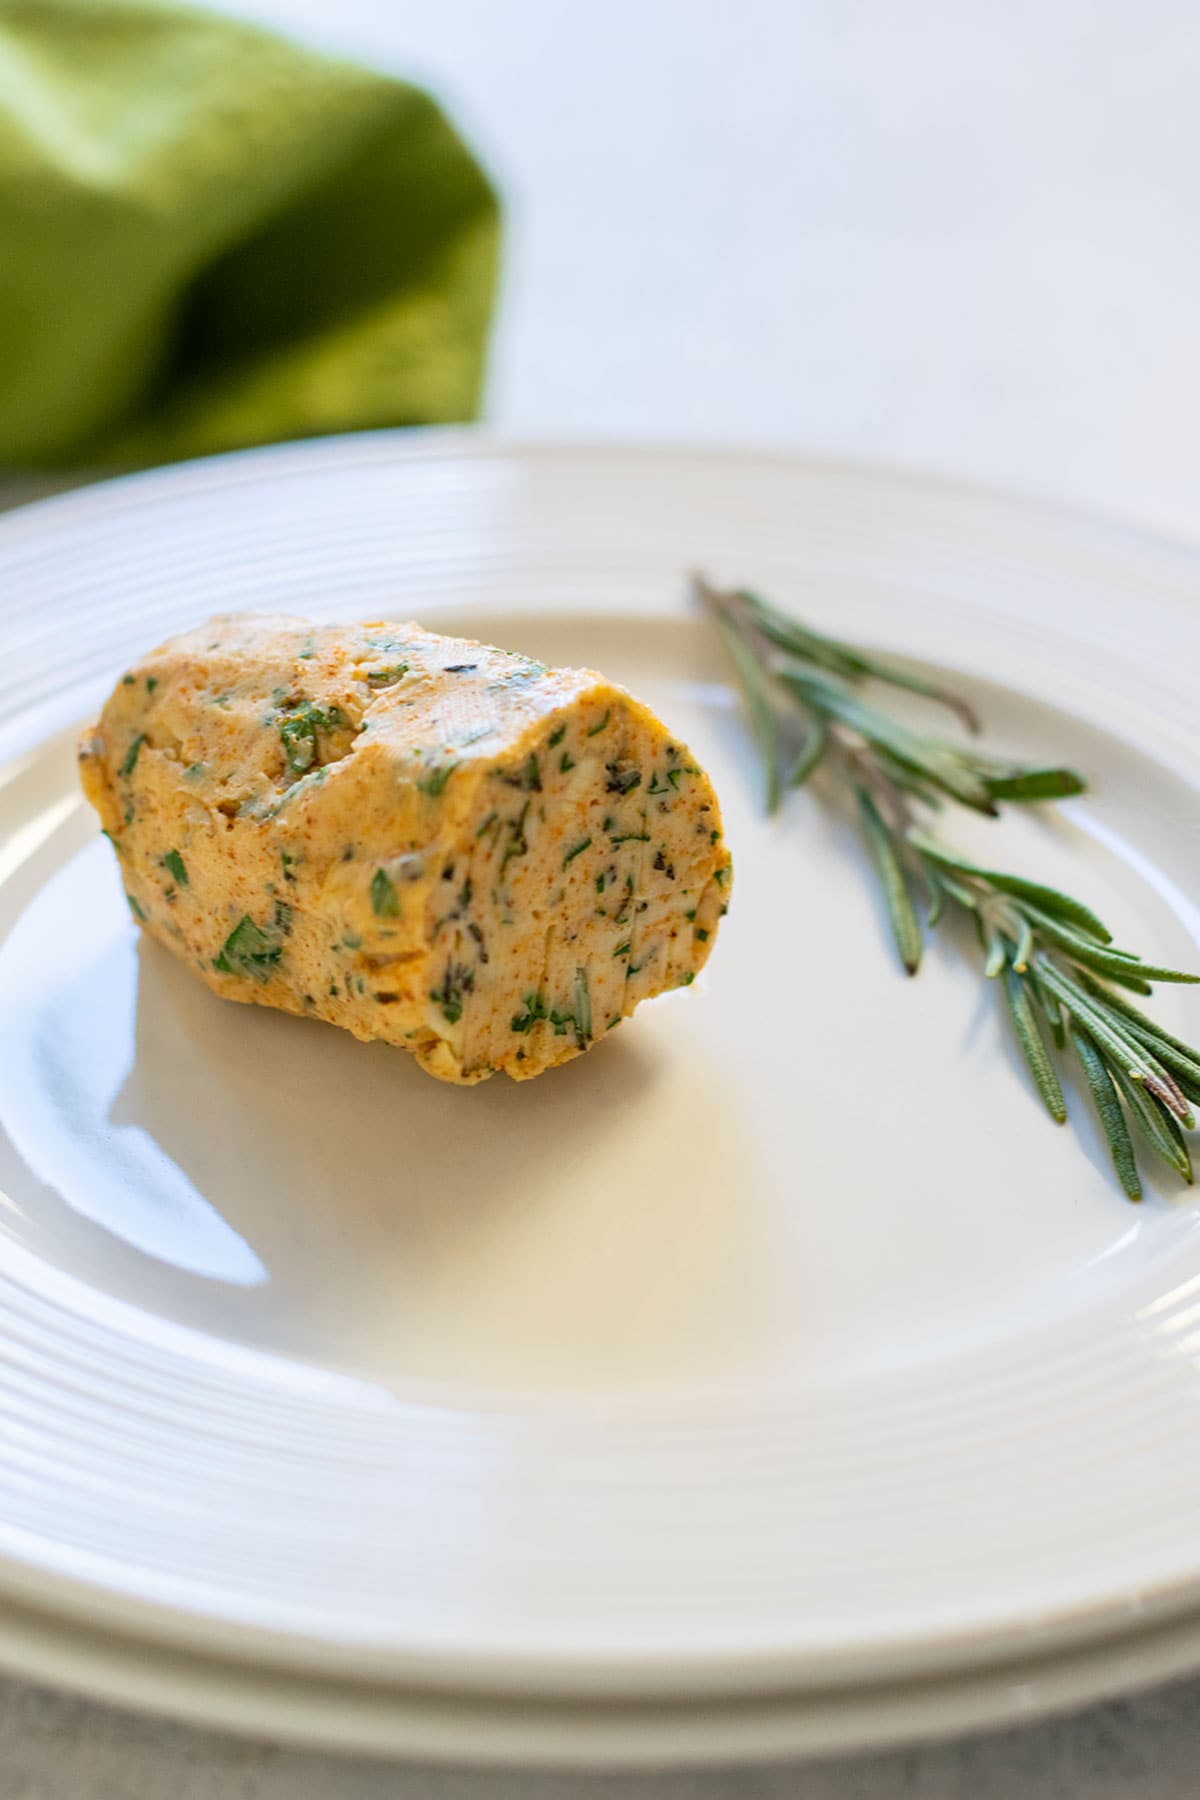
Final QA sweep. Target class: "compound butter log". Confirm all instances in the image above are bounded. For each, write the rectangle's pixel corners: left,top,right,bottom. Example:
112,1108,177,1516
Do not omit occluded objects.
78,615,733,1084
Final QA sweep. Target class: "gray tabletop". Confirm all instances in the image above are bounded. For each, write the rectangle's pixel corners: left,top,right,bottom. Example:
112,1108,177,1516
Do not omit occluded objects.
6,1,1200,1791
3,1673,1199,1798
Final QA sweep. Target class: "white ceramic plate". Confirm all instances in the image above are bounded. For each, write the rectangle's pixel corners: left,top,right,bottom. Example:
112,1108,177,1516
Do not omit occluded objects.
2,436,1200,1765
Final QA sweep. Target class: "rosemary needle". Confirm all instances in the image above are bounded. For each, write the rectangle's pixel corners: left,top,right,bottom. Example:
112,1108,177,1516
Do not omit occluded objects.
698,573,1200,1200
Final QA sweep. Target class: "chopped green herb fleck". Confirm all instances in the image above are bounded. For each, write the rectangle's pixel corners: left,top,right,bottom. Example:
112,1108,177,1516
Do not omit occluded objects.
121,734,146,778
563,837,592,868
213,914,283,982
503,752,542,792
122,674,135,687
560,751,576,773
715,863,731,886
499,802,531,875
126,892,147,922
710,829,721,844
607,1016,622,1030
678,971,696,987
586,709,611,737
573,967,592,1043
606,761,642,795
371,868,402,917
548,724,567,748
610,831,651,845
162,850,188,887
511,992,549,1033
695,927,710,942
476,811,499,838
279,700,345,775
614,940,632,957
342,932,363,949
185,762,205,779
146,676,158,694
596,872,606,894
685,909,696,920
418,760,460,796
366,663,408,686
430,962,473,1025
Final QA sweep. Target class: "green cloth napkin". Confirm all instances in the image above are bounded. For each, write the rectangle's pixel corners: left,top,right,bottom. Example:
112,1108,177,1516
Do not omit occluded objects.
0,0,500,468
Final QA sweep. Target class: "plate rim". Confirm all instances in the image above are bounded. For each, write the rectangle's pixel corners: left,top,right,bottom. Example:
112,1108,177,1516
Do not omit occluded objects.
3,424,1200,570
2,1552,1199,1768
4,426,1200,770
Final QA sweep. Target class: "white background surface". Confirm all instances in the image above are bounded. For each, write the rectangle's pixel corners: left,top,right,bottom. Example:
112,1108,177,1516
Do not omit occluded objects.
6,1,1200,1794
236,0,1200,545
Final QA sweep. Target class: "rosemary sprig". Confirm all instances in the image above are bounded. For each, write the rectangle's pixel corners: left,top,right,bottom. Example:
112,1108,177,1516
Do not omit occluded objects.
697,574,1200,1200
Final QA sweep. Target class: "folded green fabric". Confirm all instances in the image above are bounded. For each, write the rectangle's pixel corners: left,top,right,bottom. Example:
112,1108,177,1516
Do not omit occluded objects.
0,0,500,467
